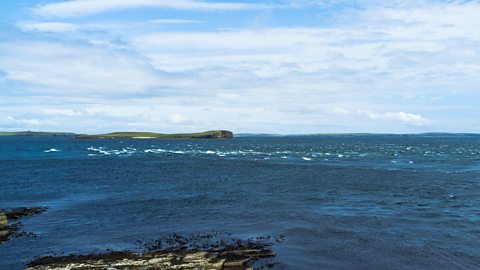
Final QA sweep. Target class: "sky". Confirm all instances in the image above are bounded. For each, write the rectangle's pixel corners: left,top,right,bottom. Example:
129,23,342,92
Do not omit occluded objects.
0,0,479,134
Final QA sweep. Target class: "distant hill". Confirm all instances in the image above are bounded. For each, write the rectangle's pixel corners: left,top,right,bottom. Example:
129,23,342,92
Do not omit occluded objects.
236,132,480,137
76,130,234,139
0,131,77,136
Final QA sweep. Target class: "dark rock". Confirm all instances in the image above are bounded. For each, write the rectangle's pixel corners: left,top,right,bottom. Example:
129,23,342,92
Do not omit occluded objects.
0,229,9,239
4,206,48,220
0,206,47,243
27,233,277,270
0,212,9,241
0,212,7,227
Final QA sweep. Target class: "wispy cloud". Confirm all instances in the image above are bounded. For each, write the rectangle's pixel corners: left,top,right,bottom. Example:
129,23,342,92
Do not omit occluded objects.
34,0,273,18
359,111,430,126
1,0,479,133
326,108,430,126
149,19,201,25
0,41,164,95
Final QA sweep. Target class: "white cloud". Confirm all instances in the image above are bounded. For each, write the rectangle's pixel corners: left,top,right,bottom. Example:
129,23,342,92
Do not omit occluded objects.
0,41,164,96
34,0,272,18
5,116,48,127
359,110,430,126
168,114,186,124
1,0,479,133
42,108,84,116
324,107,430,126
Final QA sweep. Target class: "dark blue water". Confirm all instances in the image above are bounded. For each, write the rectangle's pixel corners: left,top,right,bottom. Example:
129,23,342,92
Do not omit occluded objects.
1,135,480,269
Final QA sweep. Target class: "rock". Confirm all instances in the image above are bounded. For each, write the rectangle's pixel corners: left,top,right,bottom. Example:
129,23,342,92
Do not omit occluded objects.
0,212,9,240
0,212,7,227
207,130,234,139
4,206,48,220
27,234,276,270
27,248,275,270
0,230,9,239
0,207,47,243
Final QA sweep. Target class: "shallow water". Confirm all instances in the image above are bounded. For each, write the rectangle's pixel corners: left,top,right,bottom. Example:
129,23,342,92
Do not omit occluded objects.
1,135,480,269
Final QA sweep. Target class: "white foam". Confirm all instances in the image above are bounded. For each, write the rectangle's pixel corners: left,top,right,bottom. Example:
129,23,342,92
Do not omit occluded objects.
44,148,60,153
87,147,111,155
86,146,136,156
302,157,312,161
144,149,167,153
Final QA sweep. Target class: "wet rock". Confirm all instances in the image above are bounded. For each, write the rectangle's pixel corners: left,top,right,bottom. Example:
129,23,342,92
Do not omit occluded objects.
0,212,7,227
27,248,274,270
4,207,48,220
0,212,10,241
0,207,47,243
27,234,276,270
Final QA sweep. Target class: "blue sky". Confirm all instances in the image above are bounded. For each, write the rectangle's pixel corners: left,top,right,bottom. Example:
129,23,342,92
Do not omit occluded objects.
1,0,479,134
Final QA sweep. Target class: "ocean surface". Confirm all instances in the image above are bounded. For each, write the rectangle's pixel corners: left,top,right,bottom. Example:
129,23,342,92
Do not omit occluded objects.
1,135,480,269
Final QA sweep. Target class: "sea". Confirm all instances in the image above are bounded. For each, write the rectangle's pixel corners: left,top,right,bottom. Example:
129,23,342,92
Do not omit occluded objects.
1,135,479,269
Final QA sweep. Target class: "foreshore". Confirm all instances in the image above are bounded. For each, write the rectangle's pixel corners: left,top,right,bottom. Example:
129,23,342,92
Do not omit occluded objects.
26,240,276,270
1,207,277,269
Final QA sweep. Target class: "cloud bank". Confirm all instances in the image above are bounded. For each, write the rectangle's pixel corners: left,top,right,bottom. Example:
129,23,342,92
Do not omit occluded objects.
0,0,479,133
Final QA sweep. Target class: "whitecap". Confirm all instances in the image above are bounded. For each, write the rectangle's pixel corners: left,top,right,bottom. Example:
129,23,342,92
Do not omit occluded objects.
205,150,216,154
302,157,312,161
145,149,167,154
44,148,60,153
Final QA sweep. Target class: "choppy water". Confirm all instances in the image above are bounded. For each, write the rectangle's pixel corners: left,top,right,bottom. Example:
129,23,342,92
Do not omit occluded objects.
1,135,480,269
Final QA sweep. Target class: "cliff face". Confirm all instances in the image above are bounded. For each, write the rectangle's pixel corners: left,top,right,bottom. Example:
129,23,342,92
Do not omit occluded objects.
204,130,234,139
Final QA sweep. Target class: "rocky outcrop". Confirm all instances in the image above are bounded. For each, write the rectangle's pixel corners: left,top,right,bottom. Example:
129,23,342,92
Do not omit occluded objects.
0,206,48,243
27,233,277,270
204,130,234,139
0,212,8,240
27,248,274,270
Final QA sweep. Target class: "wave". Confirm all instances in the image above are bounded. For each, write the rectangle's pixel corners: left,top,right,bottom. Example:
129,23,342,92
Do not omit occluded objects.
87,146,137,156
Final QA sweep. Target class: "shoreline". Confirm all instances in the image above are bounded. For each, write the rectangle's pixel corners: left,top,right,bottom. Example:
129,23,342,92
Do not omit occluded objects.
26,233,278,270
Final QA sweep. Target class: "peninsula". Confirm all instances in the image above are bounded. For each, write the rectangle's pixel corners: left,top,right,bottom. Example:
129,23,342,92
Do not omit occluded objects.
76,130,234,139
0,130,234,139
0,131,77,136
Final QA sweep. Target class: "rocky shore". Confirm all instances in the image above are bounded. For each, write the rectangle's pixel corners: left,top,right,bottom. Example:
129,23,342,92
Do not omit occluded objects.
1,208,279,269
0,206,48,243
27,233,278,270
